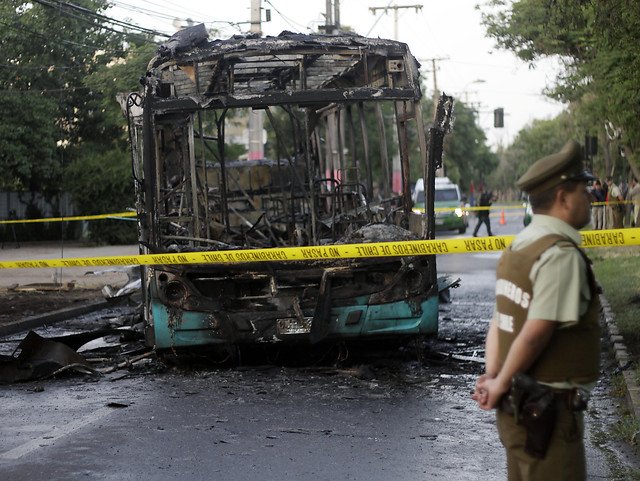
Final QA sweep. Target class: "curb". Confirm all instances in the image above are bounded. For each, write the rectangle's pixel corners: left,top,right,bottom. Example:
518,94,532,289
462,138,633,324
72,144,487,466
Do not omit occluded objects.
0,300,111,337
601,296,640,420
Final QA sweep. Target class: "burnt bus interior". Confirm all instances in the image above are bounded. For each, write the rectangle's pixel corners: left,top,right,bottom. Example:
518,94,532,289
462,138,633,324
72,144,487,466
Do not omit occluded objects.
126,26,447,346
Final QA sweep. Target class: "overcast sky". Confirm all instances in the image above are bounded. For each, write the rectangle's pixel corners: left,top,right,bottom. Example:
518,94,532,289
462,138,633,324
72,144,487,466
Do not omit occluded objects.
107,0,566,149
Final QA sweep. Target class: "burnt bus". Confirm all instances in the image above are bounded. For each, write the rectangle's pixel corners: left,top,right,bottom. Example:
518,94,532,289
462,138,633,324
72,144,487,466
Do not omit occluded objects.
124,25,454,350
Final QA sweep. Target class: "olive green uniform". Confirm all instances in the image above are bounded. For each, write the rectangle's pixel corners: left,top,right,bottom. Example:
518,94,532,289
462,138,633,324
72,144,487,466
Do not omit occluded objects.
494,215,601,481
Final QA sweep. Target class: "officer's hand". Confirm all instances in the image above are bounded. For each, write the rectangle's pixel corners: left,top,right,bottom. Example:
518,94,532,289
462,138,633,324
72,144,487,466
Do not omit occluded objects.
471,373,493,406
475,376,510,411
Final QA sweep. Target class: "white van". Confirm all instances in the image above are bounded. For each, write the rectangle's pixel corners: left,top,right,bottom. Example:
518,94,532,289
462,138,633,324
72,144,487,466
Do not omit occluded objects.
412,177,468,233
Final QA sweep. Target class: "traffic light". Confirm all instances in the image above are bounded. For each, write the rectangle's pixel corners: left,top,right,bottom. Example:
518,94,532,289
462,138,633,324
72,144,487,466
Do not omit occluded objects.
493,108,504,128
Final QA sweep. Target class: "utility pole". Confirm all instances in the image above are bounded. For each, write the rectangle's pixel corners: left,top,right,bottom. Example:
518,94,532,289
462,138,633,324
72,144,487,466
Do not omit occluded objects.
250,0,261,33
369,4,422,41
248,0,264,160
322,0,340,34
418,56,448,118
321,1,342,186
369,4,423,193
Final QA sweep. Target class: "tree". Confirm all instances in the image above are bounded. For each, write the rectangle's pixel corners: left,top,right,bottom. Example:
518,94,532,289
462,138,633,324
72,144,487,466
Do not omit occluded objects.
441,100,498,196
0,93,58,192
61,39,157,242
0,1,170,241
65,146,136,243
480,0,640,181
80,38,155,149
0,0,125,202
492,113,575,195
261,95,496,202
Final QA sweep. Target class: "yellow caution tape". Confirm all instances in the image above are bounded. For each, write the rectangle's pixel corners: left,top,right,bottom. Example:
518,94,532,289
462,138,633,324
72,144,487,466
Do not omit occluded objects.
591,200,636,207
1,228,638,269
415,204,522,213
4,200,632,222
418,206,520,214
0,211,137,224
422,200,636,213
462,205,520,212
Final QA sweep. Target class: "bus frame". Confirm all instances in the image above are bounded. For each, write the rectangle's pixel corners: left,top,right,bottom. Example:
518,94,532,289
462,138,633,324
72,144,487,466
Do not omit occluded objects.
125,25,453,350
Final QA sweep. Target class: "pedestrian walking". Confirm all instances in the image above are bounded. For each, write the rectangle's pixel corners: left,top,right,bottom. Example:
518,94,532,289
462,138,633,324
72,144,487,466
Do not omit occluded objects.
473,190,493,237
605,176,624,228
472,140,600,481
590,179,605,229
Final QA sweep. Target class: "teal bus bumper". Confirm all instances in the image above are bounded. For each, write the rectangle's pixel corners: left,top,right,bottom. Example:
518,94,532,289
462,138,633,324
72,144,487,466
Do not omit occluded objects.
151,296,439,349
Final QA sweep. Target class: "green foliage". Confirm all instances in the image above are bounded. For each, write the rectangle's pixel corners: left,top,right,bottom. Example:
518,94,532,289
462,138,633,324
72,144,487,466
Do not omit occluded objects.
444,100,498,194
64,145,136,244
0,0,125,149
264,102,398,189
480,0,640,181
493,113,575,193
481,0,594,63
82,41,156,148
0,93,59,192
0,1,160,242
262,95,496,199
591,247,640,357
189,109,248,162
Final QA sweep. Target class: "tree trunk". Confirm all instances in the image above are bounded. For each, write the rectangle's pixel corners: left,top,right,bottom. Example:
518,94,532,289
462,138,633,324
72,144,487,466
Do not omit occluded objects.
603,138,613,177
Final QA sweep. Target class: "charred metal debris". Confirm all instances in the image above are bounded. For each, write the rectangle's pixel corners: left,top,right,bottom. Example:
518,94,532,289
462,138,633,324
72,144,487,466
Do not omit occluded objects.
0,321,152,384
125,25,456,347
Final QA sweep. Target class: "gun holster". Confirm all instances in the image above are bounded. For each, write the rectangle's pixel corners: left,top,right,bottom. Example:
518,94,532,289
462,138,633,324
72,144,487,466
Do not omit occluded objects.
500,373,558,459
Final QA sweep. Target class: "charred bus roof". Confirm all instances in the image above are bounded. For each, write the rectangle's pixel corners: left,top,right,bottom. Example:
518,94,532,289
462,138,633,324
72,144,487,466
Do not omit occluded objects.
144,26,422,111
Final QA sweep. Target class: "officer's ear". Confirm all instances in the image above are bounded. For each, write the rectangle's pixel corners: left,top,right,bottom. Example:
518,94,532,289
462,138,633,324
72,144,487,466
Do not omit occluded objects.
555,185,571,210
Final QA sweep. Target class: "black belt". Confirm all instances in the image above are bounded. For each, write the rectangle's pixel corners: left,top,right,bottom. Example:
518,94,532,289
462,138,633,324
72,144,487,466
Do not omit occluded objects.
551,388,589,412
498,386,589,415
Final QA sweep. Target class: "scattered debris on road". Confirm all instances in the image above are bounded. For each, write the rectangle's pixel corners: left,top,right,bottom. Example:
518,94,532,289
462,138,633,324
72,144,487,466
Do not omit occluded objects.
0,323,151,383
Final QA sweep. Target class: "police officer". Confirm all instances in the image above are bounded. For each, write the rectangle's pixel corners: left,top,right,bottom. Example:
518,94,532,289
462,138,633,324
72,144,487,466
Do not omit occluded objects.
472,140,600,480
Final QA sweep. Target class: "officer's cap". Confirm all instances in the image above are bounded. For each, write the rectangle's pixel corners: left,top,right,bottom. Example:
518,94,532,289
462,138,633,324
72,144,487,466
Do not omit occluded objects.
516,140,596,195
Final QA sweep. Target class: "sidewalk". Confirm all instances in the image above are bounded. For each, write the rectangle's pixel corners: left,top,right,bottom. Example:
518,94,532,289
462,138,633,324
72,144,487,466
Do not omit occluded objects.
0,242,138,288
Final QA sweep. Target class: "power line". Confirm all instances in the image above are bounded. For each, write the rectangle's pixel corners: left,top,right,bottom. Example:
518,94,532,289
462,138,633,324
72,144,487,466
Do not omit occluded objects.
136,0,212,21
0,86,91,95
108,0,182,23
51,0,169,37
265,0,309,32
0,18,122,54
366,0,398,37
32,0,171,38
0,63,73,71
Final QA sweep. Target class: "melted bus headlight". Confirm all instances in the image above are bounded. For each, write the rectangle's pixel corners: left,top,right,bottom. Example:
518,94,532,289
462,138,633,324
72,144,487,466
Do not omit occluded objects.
164,281,187,304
